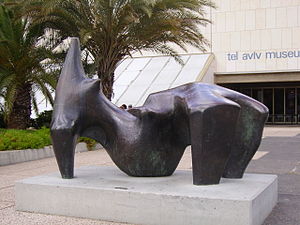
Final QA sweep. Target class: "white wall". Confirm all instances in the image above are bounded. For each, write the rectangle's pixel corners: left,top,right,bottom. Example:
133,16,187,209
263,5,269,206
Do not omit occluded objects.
210,0,300,73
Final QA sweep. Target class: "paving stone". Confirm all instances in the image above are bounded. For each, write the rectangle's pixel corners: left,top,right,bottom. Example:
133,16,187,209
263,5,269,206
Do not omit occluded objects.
263,194,300,225
0,126,299,225
0,188,14,202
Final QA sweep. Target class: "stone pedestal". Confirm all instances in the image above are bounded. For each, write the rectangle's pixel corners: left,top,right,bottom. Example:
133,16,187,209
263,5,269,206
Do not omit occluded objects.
16,166,277,225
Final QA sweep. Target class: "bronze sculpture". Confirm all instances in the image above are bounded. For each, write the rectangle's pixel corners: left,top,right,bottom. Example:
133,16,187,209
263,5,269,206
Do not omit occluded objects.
51,38,268,185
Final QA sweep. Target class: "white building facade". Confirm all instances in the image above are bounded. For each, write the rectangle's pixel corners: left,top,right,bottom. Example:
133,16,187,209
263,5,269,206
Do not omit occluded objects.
207,0,300,124
36,1,300,124
114,0,300,125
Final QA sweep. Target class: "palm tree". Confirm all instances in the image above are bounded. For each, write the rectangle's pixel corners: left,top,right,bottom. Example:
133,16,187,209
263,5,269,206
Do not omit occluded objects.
22,0,215,100
0,1,58,129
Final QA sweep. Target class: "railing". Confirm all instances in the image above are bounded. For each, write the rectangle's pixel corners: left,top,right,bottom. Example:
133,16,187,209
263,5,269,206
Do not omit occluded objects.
266,114,300,125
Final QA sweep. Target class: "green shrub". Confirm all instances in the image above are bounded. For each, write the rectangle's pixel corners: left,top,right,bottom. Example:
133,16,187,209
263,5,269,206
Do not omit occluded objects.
0,128,51,151
0,112,6,128
31,110,53,128
0,128,98,151
78,137,97,150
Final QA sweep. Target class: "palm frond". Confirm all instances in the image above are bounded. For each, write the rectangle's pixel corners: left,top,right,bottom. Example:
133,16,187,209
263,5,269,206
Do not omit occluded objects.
19,0,215,100
0,1,61,126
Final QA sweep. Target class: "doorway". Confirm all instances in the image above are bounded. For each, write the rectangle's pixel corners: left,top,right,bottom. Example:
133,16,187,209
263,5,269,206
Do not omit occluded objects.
221,83,300,125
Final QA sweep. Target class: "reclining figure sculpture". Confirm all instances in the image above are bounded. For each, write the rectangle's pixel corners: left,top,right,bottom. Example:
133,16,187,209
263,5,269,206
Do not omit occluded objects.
51,38,268,185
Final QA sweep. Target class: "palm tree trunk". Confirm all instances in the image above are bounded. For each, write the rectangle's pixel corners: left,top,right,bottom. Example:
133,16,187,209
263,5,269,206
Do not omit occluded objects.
7,83,32,129
97,59,117,101
98,72,114,100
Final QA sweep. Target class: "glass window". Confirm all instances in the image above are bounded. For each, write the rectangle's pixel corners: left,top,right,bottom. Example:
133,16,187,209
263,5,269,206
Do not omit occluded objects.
117,85,147,106
153,56,189,86
132,57,169,86
263,89,273,122
114,71,140,86
111,85,128,104
137,84,170,106
115,58,133,79
297,88,300,123
240,89,251,97
172,54,210,87
125,58,151,71
285,88,296,115
164,56,190,71
252,89,263,102
274,88,284,123
285,88,296,123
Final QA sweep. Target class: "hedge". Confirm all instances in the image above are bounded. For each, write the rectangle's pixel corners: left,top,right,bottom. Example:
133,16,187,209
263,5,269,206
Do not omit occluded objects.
0,128,97,151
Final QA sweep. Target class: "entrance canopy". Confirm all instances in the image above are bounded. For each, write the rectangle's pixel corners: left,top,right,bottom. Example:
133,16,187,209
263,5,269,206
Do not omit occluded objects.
215,71,300,84
112,54,212,107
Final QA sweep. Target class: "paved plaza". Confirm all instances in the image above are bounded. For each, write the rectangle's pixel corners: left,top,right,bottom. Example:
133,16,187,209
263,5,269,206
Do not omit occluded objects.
0,126,299,225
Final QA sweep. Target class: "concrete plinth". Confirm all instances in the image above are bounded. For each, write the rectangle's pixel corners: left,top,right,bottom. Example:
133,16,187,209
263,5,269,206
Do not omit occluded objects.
16,166,277,225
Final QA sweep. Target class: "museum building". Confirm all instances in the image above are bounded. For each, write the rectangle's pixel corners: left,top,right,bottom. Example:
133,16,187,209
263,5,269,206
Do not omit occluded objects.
112,0,300,125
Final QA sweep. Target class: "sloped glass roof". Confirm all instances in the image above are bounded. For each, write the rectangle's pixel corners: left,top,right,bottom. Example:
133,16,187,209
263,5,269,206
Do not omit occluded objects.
32,53,211,116
112,54,211,107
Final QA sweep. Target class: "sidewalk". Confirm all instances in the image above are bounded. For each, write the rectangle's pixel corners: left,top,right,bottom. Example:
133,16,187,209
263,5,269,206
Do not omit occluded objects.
249,126,300,225
0,126,300,225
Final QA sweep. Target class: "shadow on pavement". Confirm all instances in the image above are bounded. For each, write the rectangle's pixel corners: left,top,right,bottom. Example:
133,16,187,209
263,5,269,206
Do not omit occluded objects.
246,136,300,225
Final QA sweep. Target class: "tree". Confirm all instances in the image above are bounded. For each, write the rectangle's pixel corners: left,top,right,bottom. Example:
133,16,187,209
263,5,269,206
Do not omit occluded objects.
22,0,214,100
0,1,58,129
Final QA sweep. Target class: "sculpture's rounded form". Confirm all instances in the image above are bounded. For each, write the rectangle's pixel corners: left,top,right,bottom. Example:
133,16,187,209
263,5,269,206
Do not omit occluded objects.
51,38,268,185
